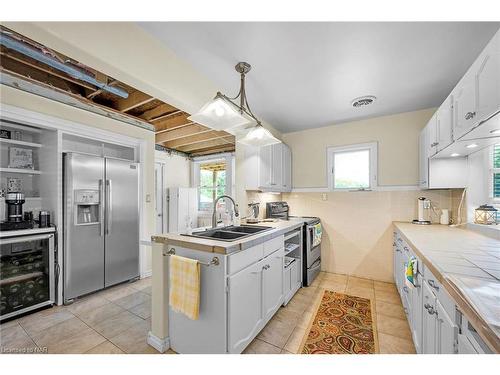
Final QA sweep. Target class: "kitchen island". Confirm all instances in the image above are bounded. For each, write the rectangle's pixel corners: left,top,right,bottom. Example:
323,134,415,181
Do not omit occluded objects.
147,218,305,354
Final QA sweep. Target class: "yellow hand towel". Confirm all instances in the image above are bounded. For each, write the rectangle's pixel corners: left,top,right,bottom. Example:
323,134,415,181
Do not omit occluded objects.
169,254,201,320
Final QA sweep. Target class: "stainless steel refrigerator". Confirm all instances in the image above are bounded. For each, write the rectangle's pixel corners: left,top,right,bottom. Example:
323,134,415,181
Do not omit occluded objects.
63,153,139,303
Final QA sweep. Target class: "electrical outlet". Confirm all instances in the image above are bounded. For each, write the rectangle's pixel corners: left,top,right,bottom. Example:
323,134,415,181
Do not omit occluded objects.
321,193,328,201
146,194,151,203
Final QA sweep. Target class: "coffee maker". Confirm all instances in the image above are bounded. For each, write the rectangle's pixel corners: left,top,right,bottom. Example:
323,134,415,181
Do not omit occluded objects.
412,197,432,225
1,192,34,231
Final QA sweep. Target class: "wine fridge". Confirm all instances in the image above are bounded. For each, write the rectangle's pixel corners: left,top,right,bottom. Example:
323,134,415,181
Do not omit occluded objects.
0,233,55,321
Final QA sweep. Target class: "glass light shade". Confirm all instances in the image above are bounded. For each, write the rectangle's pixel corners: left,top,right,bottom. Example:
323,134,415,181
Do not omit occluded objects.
237,124,281,147
188,95,251,130
474,205,498,225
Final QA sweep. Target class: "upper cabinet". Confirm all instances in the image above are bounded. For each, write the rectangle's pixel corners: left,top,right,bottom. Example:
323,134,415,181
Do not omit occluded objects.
476,36,500,123
453,74,477,140
245,142,292,192
436,96,454,152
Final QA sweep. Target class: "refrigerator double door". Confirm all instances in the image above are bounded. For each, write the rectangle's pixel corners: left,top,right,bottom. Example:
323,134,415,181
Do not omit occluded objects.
64,153,139,301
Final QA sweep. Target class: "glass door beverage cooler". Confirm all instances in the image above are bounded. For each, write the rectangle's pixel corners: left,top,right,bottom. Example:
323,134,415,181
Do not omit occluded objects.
0,233,55,321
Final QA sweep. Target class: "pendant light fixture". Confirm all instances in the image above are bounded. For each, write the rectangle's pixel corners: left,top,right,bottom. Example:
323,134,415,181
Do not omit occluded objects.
188,62,281,147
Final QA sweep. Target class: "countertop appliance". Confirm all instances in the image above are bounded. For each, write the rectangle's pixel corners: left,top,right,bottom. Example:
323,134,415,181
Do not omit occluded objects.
413,196,431,225
63,153,139,304
247,202,260,223
266,201,321,286
1,192,34,231
0,230,55,321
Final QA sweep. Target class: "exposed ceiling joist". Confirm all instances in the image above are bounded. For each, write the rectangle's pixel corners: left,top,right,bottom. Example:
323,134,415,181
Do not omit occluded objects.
190,144,236,156
155,124,210,143
178,137,233,153
115,90,155,112
139,103,178,121
154,113,192,133
163,131,235,148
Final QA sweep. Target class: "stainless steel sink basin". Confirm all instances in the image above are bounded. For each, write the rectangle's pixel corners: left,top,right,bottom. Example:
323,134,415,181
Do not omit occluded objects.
183,225,273,242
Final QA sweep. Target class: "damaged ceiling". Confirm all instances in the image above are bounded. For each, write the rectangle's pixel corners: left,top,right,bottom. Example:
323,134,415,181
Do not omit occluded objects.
0,26,235,157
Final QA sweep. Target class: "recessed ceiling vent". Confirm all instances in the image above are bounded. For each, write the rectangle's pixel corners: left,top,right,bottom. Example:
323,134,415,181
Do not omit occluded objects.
352,95,377,108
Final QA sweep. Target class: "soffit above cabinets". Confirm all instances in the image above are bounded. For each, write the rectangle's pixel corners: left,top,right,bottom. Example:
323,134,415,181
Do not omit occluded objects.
0,26,235,157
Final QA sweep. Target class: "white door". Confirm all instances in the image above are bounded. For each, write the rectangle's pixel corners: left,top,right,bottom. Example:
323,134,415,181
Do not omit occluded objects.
436,97,454,152
419,125,429,189
228,259,264,353
154,162,164,233
476,50,500,122
263,249,284,321
453,76,477,140
436,299,458,354
259,145,273,189
281,144,292,192
422,281,437,354
271,143,282,189
427,114,438,157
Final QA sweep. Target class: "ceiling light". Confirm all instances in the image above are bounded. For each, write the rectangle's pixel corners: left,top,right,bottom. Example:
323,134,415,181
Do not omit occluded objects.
190,61,280,147
466,143,478,149
237,123,281,147
451,153,461,157
352,95,377,108
490,129,500,135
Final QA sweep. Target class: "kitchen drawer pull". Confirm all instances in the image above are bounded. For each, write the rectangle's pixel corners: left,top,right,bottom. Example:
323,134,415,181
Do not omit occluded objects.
395,248,402,253
428,279,439,291
464,111,476,120
424,304,437,315
403,286,409,293
403,246,409,252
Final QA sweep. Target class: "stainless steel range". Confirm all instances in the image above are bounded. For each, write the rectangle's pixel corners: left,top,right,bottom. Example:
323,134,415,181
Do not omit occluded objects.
266,202,322,286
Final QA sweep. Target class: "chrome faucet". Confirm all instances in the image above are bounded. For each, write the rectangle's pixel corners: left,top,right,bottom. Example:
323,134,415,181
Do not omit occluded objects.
212,195,239,228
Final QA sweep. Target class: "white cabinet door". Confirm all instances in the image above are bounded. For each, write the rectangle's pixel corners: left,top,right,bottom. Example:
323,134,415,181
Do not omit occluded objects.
228,259,264,353
427,114,438,157
476,49,500,122
258,145,273,190
419,126,429,189
270,143,282,189
263,249,284,321
422,281,437,354
281,144,292,192
410,273,423,353
453,75,477,140
436,96,454,152
436,299,458,354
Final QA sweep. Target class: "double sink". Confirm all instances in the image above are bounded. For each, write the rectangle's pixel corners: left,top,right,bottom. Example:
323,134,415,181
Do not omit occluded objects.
183,225,272,242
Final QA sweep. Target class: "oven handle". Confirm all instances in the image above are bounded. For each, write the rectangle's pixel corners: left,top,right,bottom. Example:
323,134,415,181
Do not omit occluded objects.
0,233,54,245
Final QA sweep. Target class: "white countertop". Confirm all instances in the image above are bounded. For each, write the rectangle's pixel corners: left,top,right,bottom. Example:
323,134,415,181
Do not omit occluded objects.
0,226,56,238
394,222,500,352
151,218,305,254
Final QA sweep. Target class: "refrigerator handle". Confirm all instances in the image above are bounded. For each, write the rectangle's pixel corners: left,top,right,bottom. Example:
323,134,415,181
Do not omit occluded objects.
106,179,112,235
99,179,104,237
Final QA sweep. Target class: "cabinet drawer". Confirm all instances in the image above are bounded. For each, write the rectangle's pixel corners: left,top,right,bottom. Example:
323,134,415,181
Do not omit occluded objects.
264,235,284,257
228,244,264,275
422,265,456,319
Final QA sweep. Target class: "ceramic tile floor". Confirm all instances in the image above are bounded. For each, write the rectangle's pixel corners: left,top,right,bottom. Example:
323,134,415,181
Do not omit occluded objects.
0,272,415,354
243,272,416,354
0,277,172,354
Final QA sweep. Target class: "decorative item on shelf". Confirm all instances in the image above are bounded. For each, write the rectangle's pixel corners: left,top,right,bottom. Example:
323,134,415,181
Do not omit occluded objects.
440,209,450,225
474,205,498,225
9,147,34,169
12,131,22,141
7,178,22,193
189,62,281,147
0,129,11,139
0,187,5,198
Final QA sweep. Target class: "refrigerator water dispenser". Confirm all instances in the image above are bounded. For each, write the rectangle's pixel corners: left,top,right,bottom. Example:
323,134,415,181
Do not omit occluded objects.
74,189,100,225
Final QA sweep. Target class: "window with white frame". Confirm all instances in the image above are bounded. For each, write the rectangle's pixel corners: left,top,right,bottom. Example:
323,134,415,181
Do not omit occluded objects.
327,142,378,191
491,144,500,221
192,153,235,212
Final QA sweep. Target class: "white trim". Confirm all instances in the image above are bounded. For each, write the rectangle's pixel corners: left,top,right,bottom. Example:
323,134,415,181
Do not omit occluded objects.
147,331,170,353
327,142,378,191
290,184,420,193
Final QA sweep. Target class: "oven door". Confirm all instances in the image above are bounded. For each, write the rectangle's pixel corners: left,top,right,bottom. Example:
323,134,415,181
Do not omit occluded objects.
306,224,321,268
0,233,55,320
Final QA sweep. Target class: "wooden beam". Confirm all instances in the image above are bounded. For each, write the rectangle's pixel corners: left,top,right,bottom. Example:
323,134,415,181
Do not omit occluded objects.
150,110,183,123
163,131,234,149
177,138,234,153
140,103,178,121
154,113,192,133
189,144,236,156
114,90,154,112
155,124,210,143
87,80,119,99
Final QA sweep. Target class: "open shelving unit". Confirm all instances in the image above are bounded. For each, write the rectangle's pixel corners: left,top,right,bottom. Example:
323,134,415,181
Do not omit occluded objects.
283,227,303,305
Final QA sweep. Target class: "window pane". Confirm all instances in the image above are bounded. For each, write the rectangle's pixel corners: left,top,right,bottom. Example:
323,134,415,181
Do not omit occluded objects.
199,188,214,211
200,169,214,188
494,173,500,198
494,144,500,169
334,149,370,189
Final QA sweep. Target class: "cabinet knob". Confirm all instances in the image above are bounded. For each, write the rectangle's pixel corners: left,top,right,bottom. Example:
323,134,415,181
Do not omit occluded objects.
403,286,409,293
464,111,476,120
428,279,439,291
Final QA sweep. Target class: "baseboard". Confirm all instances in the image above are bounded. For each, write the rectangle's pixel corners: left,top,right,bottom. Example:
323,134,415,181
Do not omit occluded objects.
141,270,152,278
147,331,170,353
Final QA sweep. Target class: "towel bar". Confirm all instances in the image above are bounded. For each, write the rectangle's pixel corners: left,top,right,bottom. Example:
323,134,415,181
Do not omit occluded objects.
163,248,220,266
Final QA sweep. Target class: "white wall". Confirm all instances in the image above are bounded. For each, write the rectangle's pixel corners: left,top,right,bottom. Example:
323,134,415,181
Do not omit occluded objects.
282,108,435,188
